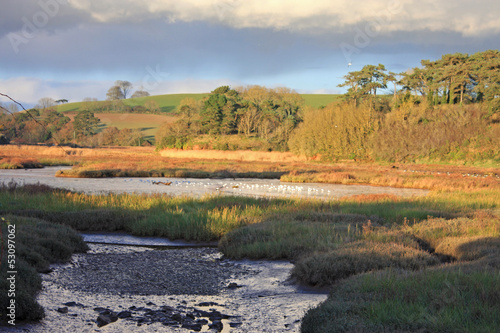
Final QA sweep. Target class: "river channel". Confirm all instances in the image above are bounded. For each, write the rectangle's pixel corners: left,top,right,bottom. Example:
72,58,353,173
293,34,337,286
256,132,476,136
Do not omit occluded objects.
0,167,428,332
0,167,428,199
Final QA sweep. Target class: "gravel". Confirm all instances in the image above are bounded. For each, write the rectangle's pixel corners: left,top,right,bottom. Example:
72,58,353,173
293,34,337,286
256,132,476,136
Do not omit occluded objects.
49,244,252,296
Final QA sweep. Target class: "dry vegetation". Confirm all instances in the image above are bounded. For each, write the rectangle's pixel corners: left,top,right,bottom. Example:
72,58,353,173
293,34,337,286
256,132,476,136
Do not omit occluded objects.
159,148,306,163
2,145,498,191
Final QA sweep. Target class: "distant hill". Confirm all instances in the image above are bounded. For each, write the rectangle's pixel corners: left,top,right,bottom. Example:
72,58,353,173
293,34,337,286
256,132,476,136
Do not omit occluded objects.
57,93,342,114
301,94,342,108
57,93,208,114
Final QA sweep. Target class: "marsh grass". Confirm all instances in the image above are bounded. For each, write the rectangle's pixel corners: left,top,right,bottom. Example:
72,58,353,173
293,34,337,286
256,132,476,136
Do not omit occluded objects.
301,267,500,333
409,212,500,261
0,215,88,324
55,167,286,179
292,241,440,287
299,210,500,332
0,158,43,169
219,218,349,260
3,145,498,193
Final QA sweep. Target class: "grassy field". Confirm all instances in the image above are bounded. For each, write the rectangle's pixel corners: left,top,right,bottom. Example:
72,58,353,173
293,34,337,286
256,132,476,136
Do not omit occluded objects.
301,94,343,108
57,93,208,114
64,112,178,139
0,145,498,330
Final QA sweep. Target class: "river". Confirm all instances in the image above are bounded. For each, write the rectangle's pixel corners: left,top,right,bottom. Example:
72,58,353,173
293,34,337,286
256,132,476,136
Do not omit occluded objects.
0,166,428,199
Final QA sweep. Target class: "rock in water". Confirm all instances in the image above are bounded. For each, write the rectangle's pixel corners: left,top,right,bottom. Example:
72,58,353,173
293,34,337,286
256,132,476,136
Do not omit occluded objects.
209,319,224,331
96,312,118,327
57,307,68,314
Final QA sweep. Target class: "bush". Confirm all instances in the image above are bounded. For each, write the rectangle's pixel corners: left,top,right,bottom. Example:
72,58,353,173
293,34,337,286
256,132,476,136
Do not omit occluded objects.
288,102,375,160
372,103,500,162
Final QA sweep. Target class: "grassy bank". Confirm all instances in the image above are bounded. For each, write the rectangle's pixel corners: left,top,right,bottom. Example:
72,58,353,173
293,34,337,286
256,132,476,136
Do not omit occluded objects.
0,214,88,324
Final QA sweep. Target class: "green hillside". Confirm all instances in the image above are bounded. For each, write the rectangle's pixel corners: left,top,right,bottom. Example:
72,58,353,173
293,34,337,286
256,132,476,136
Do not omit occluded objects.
57,93,208,114
124,93,208,113
57,93,341,114
56,101,85,113
301,94,342,108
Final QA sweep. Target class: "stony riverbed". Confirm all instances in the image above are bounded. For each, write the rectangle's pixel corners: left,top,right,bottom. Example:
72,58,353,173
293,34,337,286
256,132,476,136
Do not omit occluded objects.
5,243,327,332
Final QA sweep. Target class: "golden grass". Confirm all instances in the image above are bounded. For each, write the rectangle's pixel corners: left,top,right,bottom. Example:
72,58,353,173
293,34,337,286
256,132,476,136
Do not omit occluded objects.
409,211,500,261
0,144,155,158
1,145,499,192
292,240,440,286
0,157,43,169
159,148,307,163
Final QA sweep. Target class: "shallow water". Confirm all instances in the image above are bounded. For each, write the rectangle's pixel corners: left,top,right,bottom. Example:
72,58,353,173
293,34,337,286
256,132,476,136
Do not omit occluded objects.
0,166,428,199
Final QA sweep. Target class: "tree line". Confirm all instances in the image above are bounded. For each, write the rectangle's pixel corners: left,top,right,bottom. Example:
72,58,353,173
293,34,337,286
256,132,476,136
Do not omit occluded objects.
156,85,304,151
157,50,499,163
290,50,499,162
1,49,498,162
0,103,146,147
0,79,156,146
339,50,500,108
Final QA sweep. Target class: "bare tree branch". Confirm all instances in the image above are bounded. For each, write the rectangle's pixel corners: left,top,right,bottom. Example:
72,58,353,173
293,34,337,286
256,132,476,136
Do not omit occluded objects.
0,92,68,154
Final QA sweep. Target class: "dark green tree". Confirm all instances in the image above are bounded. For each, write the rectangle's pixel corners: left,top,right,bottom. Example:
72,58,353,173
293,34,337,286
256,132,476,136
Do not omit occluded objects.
200,86,240,135
200,93,226,134
44,110,70,132
338,64,389,105
470,50,500,102
73,110,100,137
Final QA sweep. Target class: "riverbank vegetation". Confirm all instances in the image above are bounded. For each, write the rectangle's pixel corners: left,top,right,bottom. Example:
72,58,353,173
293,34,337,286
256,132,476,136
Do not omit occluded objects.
1,145,498,193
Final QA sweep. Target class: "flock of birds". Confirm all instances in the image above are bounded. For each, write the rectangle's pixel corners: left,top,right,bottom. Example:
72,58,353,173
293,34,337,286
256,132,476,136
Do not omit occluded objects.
133,178,335,197
126,168,499,199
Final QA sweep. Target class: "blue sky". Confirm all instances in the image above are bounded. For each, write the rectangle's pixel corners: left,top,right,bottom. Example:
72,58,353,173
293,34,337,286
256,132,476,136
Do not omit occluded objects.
1,0,499,106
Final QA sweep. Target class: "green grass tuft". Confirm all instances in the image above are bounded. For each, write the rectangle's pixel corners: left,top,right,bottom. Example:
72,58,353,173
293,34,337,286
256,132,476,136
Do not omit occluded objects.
302,267,500,333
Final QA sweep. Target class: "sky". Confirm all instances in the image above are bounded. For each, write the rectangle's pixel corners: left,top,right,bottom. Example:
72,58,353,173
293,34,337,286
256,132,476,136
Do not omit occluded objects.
1,0,499,107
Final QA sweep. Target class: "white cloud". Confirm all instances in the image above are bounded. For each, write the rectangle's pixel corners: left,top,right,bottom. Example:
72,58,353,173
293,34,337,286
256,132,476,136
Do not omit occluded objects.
0,77,243,106
140,78,243,96
66,0,500,37
0,77,112,106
